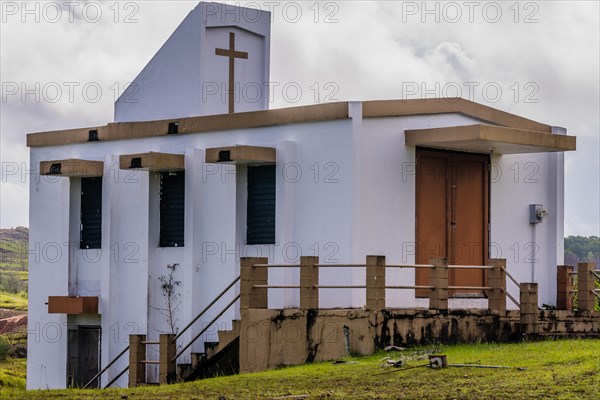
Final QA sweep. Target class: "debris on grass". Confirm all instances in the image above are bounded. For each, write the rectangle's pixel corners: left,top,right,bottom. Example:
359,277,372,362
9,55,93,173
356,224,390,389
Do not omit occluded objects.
384,345,406,352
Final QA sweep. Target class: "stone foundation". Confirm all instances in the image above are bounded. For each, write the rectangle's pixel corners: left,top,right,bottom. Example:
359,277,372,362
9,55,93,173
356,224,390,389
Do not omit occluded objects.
239,308,599,373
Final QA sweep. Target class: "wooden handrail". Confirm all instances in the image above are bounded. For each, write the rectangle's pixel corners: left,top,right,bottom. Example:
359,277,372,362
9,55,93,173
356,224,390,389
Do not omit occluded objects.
386,285,435,290
173,275,240,342
448,265,494,270
82,345,129,389
103,365,129,389
315,285,367,289
501,266,520,288
253,285,301,289
172,294,240,362
502,288,520,307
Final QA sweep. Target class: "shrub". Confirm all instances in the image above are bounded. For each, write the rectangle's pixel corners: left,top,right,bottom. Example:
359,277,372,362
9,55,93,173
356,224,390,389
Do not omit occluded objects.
0,336,10,361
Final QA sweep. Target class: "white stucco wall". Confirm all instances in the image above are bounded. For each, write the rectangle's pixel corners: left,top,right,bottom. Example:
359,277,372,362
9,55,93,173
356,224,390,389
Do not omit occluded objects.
26,175,70,390
490,151,564,306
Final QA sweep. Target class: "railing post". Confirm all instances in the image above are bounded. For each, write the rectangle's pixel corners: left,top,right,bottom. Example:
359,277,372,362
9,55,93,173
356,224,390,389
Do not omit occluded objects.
556,265,574,310
577,262,595,312
300,256,319,309
519,283,538,335
240,257,268,309
366,255,386,310
129,334,146,387
159,334,176,384
487,259,506,313
429,257,448,311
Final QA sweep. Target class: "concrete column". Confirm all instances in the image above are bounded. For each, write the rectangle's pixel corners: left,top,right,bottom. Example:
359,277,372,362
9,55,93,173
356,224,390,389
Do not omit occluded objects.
487,259,507,313
519,283,538,335
128,335,146,387
577,262,595,312
366,255,386,310
300,256,319,309
158,334,176,384
556,265,574,310
240,257,268,309
429,257,448,311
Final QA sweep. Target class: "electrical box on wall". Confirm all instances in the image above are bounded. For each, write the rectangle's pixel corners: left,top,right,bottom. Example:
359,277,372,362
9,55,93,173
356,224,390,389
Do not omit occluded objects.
530,204,548,224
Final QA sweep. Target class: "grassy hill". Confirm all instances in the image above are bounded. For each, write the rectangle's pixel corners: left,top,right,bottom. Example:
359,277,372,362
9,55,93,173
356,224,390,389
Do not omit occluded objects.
0,227,28,271
0,227,28,312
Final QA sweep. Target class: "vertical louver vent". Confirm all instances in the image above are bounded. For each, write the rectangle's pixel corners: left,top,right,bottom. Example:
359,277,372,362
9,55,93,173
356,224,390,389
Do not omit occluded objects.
160,171,185,247
80,177,102,249
247,165,276,245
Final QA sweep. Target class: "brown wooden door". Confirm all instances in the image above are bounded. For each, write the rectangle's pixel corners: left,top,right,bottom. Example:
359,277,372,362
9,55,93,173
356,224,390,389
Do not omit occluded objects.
415,149,489,297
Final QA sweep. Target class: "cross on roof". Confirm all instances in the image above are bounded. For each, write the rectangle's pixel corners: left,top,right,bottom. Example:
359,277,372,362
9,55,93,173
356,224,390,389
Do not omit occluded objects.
215,32,249,114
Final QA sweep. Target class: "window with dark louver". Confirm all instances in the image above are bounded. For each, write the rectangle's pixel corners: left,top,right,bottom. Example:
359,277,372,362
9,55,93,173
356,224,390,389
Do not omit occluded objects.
160,171,185,247
247,165,276,245
80,177,102,249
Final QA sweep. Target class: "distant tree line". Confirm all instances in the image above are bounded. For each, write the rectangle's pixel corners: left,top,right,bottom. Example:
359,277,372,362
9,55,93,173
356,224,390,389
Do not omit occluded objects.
564,236,600,268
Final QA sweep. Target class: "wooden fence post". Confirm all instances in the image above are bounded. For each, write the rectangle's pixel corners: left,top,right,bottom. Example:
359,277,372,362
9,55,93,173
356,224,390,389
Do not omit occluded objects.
487,259,506,313
128,334,146,387
240,257,269,309
300,256,319,309
429,257,448,311
366,255,386,310
556,265,574,310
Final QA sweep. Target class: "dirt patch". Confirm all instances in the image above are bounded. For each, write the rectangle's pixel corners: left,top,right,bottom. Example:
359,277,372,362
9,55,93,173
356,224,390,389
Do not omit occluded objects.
0,313,27,334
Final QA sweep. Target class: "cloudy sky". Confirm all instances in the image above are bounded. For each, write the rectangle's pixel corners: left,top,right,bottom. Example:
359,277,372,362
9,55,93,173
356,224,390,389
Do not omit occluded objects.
1,1,599,236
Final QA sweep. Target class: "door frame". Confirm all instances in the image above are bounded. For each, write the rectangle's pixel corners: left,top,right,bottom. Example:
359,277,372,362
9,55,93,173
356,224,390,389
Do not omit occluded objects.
67,325,101,388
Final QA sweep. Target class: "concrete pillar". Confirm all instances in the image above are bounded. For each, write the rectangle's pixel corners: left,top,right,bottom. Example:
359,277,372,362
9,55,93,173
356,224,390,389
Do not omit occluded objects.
429,257,448,311
577,262,595,312
300,256,319,309
366,255,386,310
556,265,574,310
128,335,146,387
240,257,268,309
159,334,176,385
487,259,507,313
519,283,538,335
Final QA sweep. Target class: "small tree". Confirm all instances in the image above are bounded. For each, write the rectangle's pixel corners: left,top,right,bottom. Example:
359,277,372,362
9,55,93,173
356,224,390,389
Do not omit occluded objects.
155,263,182,335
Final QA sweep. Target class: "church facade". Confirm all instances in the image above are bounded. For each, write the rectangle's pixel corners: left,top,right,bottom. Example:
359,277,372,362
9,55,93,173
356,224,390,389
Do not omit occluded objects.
26,2,576,390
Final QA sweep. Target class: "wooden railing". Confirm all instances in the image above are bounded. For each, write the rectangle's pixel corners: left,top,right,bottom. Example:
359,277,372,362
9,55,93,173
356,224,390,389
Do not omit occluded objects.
240,256,525,313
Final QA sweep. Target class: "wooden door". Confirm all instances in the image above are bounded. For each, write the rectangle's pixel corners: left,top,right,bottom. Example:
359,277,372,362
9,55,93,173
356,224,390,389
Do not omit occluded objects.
415,149,489,297
67,326,101,388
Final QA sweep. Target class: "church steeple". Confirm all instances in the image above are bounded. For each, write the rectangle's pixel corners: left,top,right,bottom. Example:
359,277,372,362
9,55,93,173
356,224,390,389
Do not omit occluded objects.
114,2,271,123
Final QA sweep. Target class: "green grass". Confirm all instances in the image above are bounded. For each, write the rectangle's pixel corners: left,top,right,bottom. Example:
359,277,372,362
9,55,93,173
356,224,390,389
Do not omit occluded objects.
1,339,599,399
0,358,26,390
0,292,27,311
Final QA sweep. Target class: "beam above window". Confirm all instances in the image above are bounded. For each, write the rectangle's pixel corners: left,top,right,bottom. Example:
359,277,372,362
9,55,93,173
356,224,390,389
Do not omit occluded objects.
47,296,99,314
405,124,576,154
205,145,276,164
119,152,184,171
40,159,104,177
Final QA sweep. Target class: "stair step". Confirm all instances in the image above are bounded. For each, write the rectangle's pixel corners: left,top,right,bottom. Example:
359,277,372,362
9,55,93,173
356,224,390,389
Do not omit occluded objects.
191,352,205,369
204,342,219,359
218,329,239,348
232,319,241,334
176,363,191,381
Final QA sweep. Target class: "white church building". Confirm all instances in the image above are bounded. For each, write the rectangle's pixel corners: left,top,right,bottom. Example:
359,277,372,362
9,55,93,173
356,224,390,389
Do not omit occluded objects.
27,2,576,390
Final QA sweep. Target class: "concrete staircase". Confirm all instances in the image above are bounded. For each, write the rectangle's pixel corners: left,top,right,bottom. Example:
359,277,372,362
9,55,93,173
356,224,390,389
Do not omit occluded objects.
177,319,241,381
